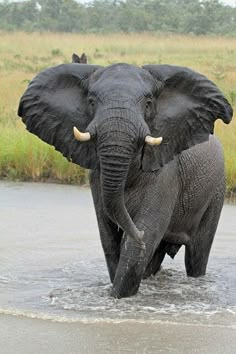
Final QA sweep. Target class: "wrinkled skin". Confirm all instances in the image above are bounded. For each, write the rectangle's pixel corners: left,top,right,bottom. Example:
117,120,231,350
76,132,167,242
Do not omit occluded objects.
18,62,233,298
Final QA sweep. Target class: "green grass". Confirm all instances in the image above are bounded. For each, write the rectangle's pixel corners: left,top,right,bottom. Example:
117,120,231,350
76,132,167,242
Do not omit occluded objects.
0,32,235,189
0,125,88,184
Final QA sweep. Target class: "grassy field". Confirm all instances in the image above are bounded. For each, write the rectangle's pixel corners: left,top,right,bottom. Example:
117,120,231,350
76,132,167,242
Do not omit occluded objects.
0,32,235,190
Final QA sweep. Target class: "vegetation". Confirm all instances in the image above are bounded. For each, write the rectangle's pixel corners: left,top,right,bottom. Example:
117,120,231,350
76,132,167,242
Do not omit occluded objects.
0,0,235,36
0,32,235,190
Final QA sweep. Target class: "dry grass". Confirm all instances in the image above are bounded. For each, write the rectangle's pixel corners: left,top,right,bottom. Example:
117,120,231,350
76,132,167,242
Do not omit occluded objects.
0,32,235,188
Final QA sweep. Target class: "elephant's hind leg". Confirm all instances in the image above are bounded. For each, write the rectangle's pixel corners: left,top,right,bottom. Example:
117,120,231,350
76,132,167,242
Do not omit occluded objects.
143,240,167,279
185,194,224,277
143,236,184,279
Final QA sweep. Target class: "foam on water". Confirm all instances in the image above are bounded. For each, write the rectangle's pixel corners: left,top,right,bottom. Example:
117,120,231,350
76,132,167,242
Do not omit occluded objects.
0,257,235,328
1,307,236,330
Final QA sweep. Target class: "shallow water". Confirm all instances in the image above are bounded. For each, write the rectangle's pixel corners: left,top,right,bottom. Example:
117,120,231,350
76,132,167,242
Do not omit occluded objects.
0,181,235,329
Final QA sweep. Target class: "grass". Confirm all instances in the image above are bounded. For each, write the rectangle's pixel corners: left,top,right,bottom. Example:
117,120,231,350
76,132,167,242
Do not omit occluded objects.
0,32,235,190
0,124,88,184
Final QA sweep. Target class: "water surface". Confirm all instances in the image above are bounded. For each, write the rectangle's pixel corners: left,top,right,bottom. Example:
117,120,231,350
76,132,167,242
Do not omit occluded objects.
0,181,235,330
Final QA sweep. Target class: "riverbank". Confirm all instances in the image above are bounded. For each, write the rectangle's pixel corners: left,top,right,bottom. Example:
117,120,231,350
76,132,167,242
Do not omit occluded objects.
0,314,236,354
0,176,236,203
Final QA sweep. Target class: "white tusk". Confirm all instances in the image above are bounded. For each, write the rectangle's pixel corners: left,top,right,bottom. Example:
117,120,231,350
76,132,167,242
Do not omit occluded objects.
145,135,163,146
73,126,91,142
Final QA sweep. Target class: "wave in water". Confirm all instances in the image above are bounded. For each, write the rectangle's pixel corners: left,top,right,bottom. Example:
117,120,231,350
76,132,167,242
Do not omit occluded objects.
0,263,235,328
0,307,236,329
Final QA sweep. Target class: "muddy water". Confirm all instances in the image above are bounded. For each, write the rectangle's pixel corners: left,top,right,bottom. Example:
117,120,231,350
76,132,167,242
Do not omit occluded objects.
0,181,235,352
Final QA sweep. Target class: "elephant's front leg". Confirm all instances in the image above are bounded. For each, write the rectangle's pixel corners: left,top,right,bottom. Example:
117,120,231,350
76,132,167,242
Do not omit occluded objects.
111,236,147,297
96,212,123,283
90,175,123,283
111,176,179,298
111,215,174,298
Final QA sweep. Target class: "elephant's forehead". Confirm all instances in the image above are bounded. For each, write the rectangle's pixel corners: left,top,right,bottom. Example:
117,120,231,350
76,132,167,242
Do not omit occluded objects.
90,64,154,94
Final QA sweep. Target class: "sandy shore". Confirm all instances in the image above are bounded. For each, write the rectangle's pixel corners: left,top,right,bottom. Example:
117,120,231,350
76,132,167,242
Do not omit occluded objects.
0,314,235,354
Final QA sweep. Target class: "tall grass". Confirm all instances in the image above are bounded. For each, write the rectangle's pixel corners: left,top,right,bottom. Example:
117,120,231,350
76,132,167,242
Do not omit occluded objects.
0,32,235,189
0,124,88,184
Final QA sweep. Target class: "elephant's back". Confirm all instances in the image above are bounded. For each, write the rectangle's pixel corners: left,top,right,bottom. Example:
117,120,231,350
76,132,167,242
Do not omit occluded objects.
176,135,225,215
180,134,224,164
179,134,225,178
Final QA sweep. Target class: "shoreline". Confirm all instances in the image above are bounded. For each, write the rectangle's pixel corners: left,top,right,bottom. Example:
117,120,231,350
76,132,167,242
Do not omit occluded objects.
1,313,236,354
0,178,236,203
1,308,236,328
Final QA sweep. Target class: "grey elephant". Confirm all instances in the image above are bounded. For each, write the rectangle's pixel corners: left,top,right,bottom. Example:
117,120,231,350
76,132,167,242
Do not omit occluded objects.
18,62,233,298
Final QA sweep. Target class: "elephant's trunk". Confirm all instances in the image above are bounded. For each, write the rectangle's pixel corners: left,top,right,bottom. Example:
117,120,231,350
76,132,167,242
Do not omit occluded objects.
97,113,147,248
101,158,144,247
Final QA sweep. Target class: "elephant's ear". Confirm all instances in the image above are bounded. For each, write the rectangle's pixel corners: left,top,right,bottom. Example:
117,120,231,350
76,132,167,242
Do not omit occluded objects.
72,53,87,63
18,63,102,169
142,65,233,172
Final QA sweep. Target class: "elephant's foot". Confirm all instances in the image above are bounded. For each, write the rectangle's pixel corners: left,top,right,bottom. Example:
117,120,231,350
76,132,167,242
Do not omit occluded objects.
110,284,139,299
110,240,145,298
111,270,141,298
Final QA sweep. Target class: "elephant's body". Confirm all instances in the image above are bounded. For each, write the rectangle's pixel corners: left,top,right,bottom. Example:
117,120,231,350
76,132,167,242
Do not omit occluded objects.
168,135,225,245
18,61,233,298
90,135,225,296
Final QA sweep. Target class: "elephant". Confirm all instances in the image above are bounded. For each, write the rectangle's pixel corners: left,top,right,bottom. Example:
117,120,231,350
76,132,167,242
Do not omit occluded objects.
18,61,233,298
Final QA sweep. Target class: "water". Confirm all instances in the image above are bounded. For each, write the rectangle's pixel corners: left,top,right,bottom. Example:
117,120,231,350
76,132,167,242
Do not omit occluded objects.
0,181,235,329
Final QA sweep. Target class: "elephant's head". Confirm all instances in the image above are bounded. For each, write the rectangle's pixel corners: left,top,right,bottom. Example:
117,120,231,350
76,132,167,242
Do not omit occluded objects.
18,63,233,247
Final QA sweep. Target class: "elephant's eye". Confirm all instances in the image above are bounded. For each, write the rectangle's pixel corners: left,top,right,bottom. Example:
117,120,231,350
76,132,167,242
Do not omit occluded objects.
89,97,95,107
145,99,153,116
145,99,152,110
88,97,96,114
145,99,153,120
